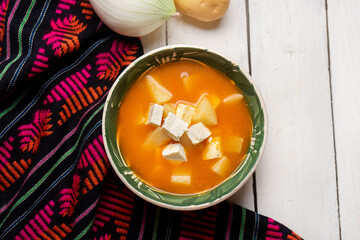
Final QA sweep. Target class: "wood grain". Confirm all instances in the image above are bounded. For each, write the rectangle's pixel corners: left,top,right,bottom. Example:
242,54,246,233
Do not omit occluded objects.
247,0,339,238
327,0,360,238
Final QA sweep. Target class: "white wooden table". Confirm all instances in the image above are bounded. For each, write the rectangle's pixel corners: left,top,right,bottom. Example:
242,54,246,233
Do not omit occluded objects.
140,1,360,239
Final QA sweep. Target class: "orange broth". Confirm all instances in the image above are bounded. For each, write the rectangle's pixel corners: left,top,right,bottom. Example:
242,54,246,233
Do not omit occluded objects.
117,60,252,194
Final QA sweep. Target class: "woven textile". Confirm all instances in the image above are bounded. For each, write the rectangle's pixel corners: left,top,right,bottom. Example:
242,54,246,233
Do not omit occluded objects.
0,0,302,239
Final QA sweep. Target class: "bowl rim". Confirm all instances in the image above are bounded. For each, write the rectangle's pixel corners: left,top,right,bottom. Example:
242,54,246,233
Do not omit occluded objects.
102,44,268,210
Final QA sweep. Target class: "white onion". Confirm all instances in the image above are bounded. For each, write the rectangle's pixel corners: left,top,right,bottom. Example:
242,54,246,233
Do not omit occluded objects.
89,0,179,37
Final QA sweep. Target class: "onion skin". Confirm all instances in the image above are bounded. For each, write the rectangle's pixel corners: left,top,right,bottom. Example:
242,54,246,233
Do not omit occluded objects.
89,0,177,37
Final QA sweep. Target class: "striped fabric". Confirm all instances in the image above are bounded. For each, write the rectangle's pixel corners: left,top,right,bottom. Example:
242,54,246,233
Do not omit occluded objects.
0,0,302,239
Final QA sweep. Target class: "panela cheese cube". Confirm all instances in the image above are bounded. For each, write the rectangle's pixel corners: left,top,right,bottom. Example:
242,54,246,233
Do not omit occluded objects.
186,122,211,145
162,143,187,162
161,112,189,141
146,104,164,127
176,103,196,125
203,136,222,160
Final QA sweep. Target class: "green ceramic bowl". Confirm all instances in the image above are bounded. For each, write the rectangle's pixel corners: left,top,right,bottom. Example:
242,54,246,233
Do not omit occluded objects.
102,45,267,210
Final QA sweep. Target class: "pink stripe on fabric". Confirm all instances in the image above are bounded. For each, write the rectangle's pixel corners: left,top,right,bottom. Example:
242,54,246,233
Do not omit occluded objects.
71,74,84,88
76,72,88,84
39,210,51,224
4,141,13,151
268,218,274,223
50,89,61,101
44,205,54,216
0,94,108,214
81,68,91,78
38,48,45,54
85,149,95,165
81,154,88,168
61,0,75,5
89,144,101,161
30,219,43,235
24,225,37,239
55,85,69,99
225,203,233,240
20,229,31,240
266,230,282,237
9,136,14,142
86,64,91,70
34,60,48,68
60,81,74,95
0,154,9,165
35,214,48,231
265,237,282,240
93,139,106,157
47,95,54,104
267,224,279,231
36,54,48,62
65,77,79,92
31,67,43,73
55,9,62,14
94,220,105,227
0,146,10,158
95,213,110,222
14,235,22,240
58,3,70,10
0,0,20,64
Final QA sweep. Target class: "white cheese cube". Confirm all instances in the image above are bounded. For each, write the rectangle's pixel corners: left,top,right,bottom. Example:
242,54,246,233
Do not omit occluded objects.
146,104,164,127
146,75,173,104
171,175,191,185
223,93,243,103
212,156,231,176
223,136,244,153
186,122,212,145
162,143,187,162
203,136,223,160
176,103,196,125
143,127,171,148
161,112,189,141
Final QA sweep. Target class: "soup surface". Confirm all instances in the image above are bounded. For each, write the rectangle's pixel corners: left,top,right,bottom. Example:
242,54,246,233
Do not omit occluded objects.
117,60,252,194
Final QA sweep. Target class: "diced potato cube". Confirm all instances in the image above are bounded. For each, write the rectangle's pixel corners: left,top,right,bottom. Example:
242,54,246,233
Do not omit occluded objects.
212,156,231,176
193,95,218,126
223,93,243,103
161,113,189,141
171,175,191,185
208,94,221,109
176,103,196,125
143,127,171,148
146,104,163,127
163,103,176,119
186,122,211,145
202,136,222,160
162,143,187,162
223,136,244,153
146,75,173,104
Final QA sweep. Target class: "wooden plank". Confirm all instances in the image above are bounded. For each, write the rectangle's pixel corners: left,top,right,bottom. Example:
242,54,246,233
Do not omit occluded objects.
166,0,255,211
327,0,360,238
248,0,339,238
141,25,166,53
